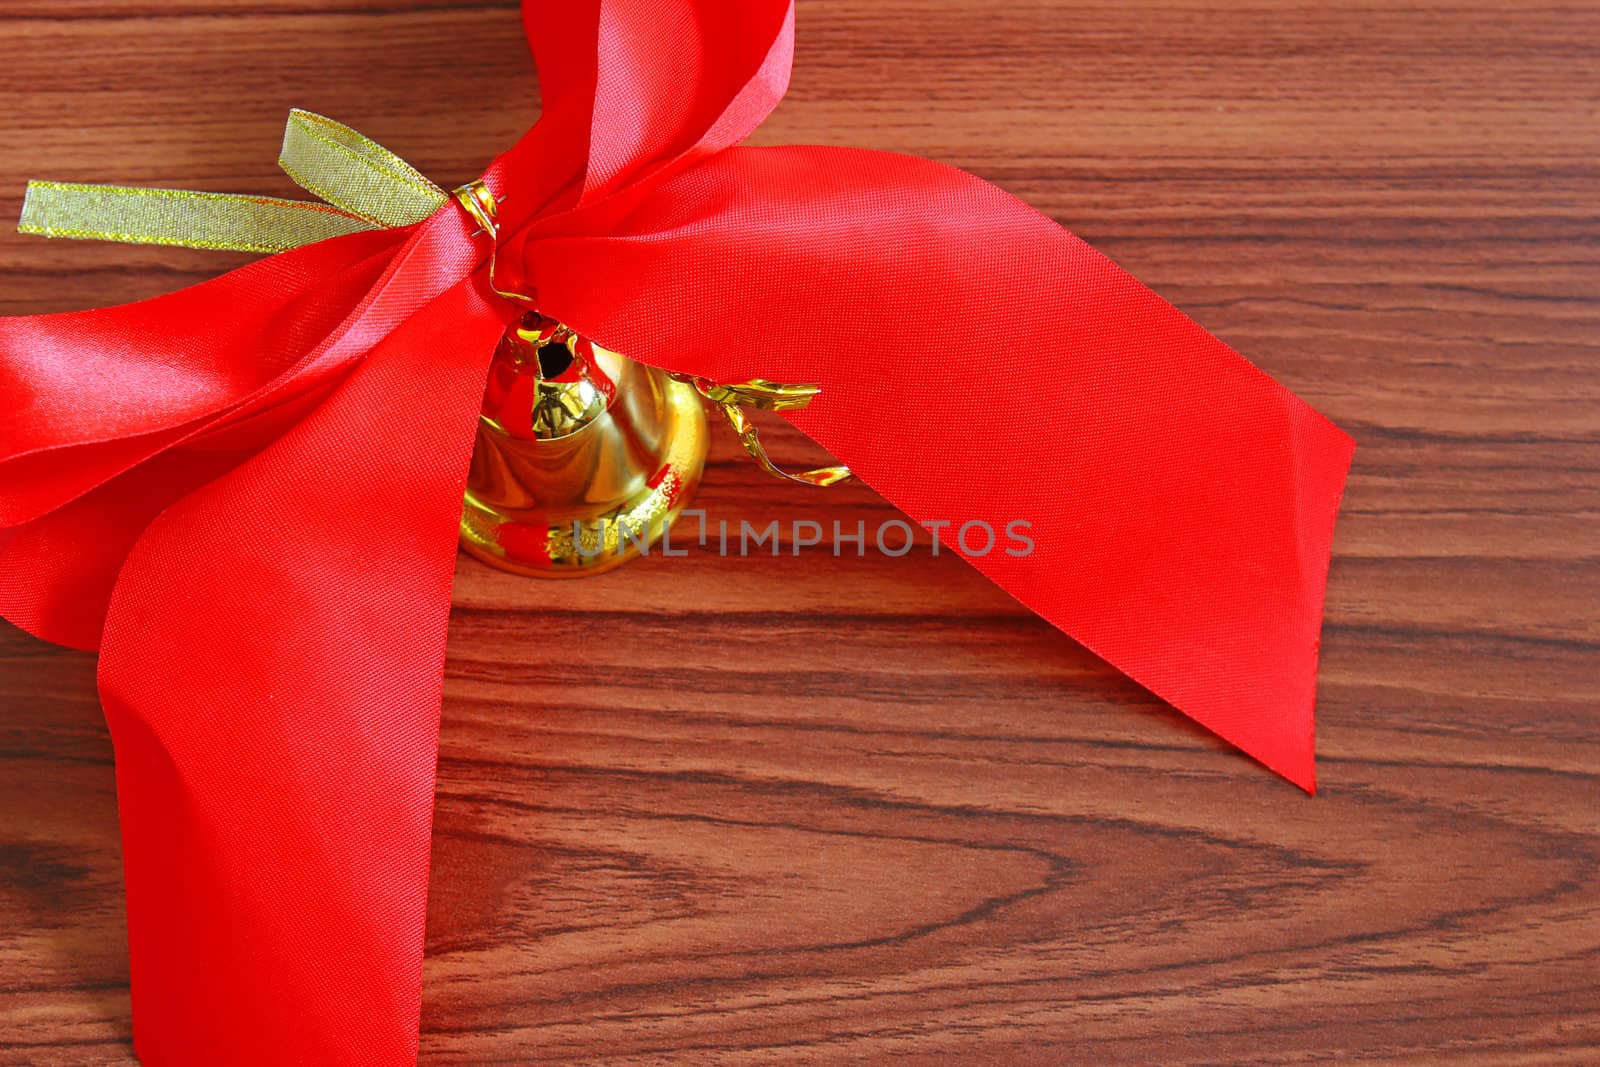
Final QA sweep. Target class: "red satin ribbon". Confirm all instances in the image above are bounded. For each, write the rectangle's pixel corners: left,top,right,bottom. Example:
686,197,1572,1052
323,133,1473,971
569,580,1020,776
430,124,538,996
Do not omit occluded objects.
0,1,1353,1062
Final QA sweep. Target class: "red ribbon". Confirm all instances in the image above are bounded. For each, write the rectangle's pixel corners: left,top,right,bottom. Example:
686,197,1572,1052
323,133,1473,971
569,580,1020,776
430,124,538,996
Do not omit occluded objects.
0,1,1353,1062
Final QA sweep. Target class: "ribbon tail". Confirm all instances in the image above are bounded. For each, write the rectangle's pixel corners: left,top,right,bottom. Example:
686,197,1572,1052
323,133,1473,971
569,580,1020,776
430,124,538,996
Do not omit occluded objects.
17,179,376,253
94,276,514,1064
532,144,1354,791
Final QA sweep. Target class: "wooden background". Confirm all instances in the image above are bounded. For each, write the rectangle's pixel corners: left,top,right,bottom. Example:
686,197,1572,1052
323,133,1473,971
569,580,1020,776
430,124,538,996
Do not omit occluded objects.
1,0,1596,1062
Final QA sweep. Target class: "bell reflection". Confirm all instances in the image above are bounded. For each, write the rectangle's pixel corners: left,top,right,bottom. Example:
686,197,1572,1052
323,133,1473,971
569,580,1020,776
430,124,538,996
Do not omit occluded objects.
459,313,708,576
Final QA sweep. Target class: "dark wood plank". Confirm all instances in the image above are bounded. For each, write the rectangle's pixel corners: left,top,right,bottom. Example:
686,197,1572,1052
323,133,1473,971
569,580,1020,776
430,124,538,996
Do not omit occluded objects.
1,0,1596,1062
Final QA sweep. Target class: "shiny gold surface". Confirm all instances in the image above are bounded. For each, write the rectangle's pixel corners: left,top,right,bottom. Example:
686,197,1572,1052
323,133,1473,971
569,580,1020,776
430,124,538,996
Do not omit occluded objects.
686,377,822,412
452,179,545,313
460,314,708,577
712,401,853,488
487,315,618,440
452,180,500,240
675,374,854,488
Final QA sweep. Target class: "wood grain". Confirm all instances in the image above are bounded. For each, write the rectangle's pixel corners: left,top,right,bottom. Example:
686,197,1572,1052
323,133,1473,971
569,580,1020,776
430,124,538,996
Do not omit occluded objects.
1,0,1597,1062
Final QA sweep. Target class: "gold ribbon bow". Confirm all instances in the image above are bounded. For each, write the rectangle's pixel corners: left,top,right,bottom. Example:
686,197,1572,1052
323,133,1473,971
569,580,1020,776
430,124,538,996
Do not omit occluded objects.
18,110,445,253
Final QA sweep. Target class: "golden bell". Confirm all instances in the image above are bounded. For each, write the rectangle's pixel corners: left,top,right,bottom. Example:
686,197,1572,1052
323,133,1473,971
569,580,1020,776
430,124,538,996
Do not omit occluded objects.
459,313,708,577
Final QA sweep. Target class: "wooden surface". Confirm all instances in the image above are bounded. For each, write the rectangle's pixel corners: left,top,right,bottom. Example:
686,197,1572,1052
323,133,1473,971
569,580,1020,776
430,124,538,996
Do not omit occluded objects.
1,0,1597,1062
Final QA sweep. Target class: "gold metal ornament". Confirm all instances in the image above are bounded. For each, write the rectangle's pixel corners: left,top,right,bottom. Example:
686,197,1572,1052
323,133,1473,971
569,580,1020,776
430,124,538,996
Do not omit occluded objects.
453,175,846,577
459,313,710,577
674,376,853,488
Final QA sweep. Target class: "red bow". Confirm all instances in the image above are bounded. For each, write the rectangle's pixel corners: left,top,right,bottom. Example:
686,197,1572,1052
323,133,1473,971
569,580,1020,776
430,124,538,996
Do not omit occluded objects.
0,1,1353,1062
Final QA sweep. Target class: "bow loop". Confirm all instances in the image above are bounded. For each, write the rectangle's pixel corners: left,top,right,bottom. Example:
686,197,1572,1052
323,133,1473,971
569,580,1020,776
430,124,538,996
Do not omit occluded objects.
492,0,795,234
278,110,449,227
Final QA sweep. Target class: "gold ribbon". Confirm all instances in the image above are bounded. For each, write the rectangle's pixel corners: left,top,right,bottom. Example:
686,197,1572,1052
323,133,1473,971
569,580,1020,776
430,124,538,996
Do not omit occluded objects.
17,110,446,254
